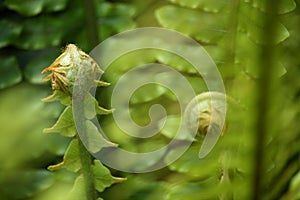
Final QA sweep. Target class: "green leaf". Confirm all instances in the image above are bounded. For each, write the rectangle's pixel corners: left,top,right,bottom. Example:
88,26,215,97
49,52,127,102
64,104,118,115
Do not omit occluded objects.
104,50,159,84
96,80,111,87
235,33,260,76
42,90,72,106
14,15,64,50
43,0,68,12
96,2,136,17
43,106,76,137
156,5,226,44
240,20,289,45
244,0,296,14
95,101,113,115
92,160,126,193
106,3,136,17
156,51,197,74
0,56,22,89
98,18,136,40
203,45,225,65
96,2,136,39
167,0,227,13
0,19,22,48
84,120,117,153
4,0,68,16
239,3,290,45
235,33,286,77
67,175,87,200
48,139,81,172
84,93,113,119
4,0,44,16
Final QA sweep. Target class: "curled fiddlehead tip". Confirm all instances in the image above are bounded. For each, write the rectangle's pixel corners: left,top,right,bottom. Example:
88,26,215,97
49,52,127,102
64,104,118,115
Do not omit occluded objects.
41,44,104,95
184,91,227,138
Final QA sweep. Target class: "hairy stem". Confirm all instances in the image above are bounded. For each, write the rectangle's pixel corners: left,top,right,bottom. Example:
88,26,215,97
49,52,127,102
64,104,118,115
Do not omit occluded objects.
78,138,96,200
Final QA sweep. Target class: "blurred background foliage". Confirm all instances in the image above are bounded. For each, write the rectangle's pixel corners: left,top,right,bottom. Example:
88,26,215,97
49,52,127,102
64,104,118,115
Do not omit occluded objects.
0,0,300,199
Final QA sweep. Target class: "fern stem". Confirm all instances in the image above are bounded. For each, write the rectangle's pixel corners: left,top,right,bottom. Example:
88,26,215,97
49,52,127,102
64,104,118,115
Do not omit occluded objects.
78,138,97,200
84,0,100,48
252,0,280,199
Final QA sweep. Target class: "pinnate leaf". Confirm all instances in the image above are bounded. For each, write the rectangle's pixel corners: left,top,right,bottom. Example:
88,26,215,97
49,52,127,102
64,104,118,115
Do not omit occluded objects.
42,90,71,106
83,93,113,119
156,5,226,44
43,106,76,137
239,3,290,45
244,0,296,14
4,0,68,16
0,19,22,48
84,120,117,154
48,139,81,172
92,160,126,193
4,0,43,16
14,16,64,50
167,0,227,13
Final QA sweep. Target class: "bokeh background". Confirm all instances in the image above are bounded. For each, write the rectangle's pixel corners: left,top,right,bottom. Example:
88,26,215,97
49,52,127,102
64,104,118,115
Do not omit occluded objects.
0,0,300,199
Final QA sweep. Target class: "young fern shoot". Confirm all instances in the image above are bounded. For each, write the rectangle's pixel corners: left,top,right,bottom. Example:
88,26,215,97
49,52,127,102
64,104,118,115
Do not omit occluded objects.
41,44,125,200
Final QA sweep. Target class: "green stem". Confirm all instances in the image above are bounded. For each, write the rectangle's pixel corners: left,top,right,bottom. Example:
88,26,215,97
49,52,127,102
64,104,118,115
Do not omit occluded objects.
252,1,279,199
84,0,100,48
78,138,96,200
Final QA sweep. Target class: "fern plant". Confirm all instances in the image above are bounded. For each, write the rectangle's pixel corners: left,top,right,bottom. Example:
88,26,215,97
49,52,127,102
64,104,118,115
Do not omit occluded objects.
100,0,300,199
41,44,125,200
1,0,299,199
151,0,300,199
